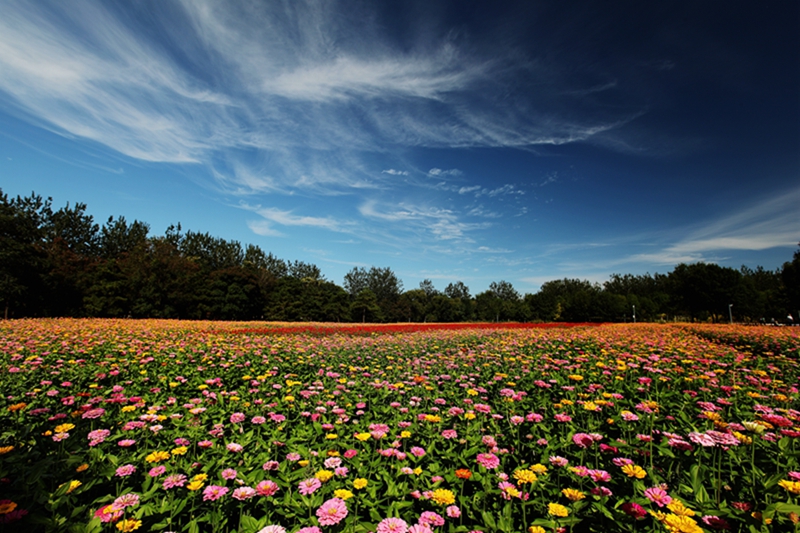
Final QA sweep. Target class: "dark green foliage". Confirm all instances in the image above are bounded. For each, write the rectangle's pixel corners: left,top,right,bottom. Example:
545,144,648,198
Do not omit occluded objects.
1,188,797,323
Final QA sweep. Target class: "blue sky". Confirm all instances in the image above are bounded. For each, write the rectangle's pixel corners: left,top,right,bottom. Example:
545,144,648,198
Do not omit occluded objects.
1,0,798,294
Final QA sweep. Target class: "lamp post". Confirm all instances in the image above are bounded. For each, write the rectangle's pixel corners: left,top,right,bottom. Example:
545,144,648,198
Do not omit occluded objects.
728,304,733,324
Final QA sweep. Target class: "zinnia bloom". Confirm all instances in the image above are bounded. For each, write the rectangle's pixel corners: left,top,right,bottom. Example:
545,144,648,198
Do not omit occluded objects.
645,487,672,507
115,519,142,532
316,497,348,526
561,488,585,501
548,503,569,517
621,464,646,479
256,480,280,497
298,477,322,495
377,517,409,533
431,488,456,506
476,453,500,469
202,485,229,501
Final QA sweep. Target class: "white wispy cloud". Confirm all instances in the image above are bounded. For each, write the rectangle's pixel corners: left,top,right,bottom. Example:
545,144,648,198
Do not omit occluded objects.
0,0,637,198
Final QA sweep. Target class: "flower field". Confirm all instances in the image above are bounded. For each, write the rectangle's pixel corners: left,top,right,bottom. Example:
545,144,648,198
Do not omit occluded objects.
1,320,800,533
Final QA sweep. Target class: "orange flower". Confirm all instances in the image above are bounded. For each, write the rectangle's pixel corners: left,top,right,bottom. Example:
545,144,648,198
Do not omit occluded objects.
455,469,472,480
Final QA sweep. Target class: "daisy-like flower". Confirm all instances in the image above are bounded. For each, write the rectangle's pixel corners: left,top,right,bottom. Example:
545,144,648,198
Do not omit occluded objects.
353,478,368,489
145,451,170,463
256,480,280,497
162,474,187,489
431,488,456,505
644,487,672,507
221,468,238,480
561,488,585,502
377,517,409,533
202,485,229,501
115,464,136,477
112,493,140,510
115,519,142,532
316,497,348,526
232,487,257,500
548,503,569,517
298,478,322,495
257,526,287,533
621,464,647,479
476,453,500,469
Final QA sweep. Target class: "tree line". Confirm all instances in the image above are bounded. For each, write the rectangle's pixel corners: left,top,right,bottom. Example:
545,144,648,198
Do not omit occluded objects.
2,190,798,323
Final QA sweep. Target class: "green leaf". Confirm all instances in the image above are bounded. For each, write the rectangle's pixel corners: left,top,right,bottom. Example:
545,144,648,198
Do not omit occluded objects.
481,510,497,531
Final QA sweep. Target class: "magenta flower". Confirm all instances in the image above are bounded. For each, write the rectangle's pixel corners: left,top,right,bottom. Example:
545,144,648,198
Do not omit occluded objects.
230,412,246,424
297,528,323,533
226,443,243,453
221,468,238,480
298,478,322,495
476,453,500,469
377,517,409,533
644,487,672,507
446,505,461,518
203,485,229,501
441,429,458,439
118,439,136,447
316,497,348,526
621,502,647,519
148,465,166,477
408,526,433,533
410,446,426,457
82,408,105,419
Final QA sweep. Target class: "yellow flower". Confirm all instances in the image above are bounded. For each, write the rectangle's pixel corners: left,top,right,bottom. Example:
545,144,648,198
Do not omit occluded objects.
528,527,546,533
353,478,368,489
413,467,422,476
334,489,354,500
666,500,695,516
145,451,170,463
662,514,703,533
325,433,338,440
0,446,14,455
315,470,334,482
424,414,441,423
568,374,584,381
530,464,548,475
55,423,75,433
548,503,569,517
121,405,137,412
466,389,478,396
355,433,371,442
66,480,82,493
513,469,538,485
327,450,340,457
431,488,456,505
464,412,476,420
76,463,89,473
561,488,585,501
186,480,204,491
583,401,600,411
171,446,188,456
192,473,208,482
283,395,295,402
621,464,647,479
116,519,142,532
779,480,800,495
299,460,310,467
400,431,411,439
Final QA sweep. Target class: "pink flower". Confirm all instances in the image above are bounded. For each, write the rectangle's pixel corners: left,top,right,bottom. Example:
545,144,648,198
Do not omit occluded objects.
476,453,500,469
316,497,348,526
226,443,243,453
115,464,136,477
82,408,105,419
252,416,267,424
230,412,246,424
163,474,187,489
148,465,166,477
203,485,229,501
644,487,672,507
257,527,286,533
298,478,322,495
256,480,279,497
232,487,257,500
112,493,139,510
297,528,323,533
419,512,445,526
446,505,461,518
441,430,458,439
343,449,358,459
410,447,426,457
377,517,409,533
118,439,136,447
221,468,238,480
572,433,594,448
409,526,434,533
94,504,123,523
